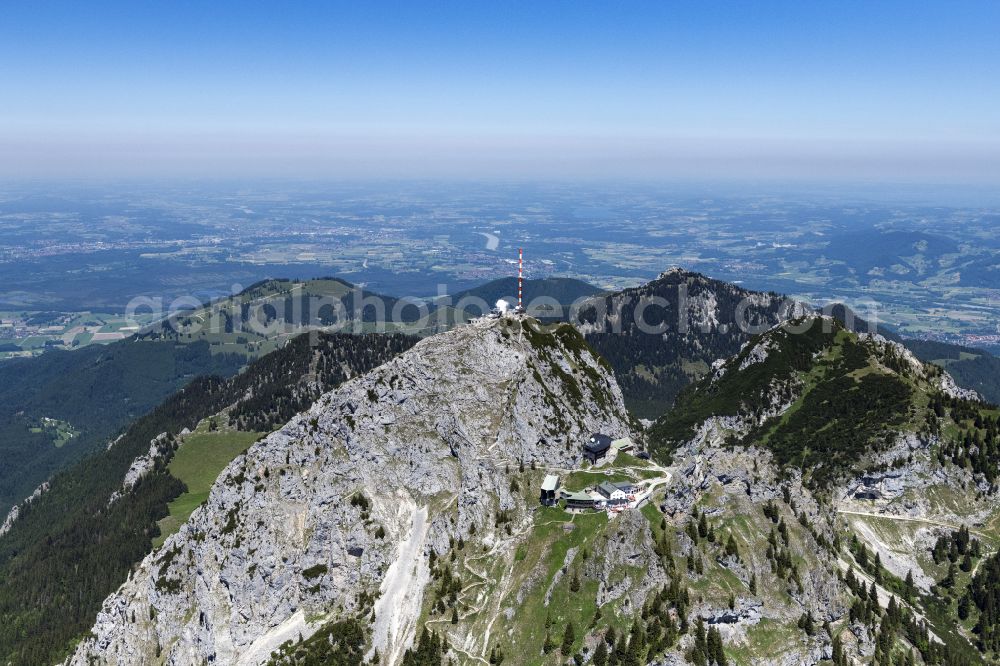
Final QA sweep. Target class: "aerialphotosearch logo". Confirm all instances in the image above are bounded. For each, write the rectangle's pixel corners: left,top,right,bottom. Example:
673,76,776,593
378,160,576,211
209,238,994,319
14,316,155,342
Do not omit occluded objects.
123,282,883,344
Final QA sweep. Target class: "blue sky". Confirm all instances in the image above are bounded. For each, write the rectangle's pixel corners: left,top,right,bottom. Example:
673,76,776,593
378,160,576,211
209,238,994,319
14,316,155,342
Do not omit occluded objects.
2,1,999,181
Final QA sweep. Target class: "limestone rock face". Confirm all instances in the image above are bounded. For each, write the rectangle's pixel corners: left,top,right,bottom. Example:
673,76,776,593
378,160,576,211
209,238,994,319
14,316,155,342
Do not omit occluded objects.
67,317,633,666
589,510,668,611
0,481,48,538
108,432,172,506
938,370,982,402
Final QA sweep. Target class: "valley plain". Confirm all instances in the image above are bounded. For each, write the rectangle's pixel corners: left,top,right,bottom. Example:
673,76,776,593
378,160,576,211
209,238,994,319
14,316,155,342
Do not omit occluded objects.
2,183,999,357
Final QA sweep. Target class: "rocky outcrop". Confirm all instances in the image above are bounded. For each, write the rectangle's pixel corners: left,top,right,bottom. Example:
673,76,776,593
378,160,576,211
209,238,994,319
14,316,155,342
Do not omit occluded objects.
0,481,49,538
859,332,980,403
938,371,982,402
589,510,668,612
737,335,776,371
107,432,173,506
67,317,633,666
657,440,843,664
848,471,907,502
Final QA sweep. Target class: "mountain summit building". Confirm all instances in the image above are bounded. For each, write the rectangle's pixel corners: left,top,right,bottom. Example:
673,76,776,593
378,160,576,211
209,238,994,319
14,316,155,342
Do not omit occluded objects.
583,433,612,464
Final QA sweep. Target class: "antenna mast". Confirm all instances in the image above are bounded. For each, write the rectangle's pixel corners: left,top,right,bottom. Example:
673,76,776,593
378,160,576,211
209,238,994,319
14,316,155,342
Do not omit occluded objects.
518,247,523,311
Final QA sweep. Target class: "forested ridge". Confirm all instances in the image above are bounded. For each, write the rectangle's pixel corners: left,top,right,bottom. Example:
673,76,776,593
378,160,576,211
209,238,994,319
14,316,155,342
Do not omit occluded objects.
229,331,416,431
580,270,788,419
0,338,246,516
149,277,429,337
648,319,972,488
0,331,415,665
647,320,838,457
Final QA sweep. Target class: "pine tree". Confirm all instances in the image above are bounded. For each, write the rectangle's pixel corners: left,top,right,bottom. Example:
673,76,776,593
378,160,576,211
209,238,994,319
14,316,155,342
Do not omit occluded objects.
561,622,576,655
724,534,740,559
798,610,815,636
941,562,956,589
612,623,628,664
958,593,971,620
687,519,699,543
622,632,641,666
694,616,707,653
831,634,844,666
593,640,608,666
961,551,973,572
707,626,727,666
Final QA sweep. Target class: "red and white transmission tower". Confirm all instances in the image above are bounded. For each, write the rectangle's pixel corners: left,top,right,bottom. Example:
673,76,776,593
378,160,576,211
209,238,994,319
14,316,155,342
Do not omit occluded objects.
518,248,523,309
516,247,526,313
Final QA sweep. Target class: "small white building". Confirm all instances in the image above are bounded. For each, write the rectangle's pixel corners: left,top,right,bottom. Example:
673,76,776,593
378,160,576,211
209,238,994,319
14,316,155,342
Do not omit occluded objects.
596,481,628,504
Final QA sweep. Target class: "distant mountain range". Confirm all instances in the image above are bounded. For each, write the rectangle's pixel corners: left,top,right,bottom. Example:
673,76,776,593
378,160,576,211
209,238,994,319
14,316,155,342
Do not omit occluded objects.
3,270,999,520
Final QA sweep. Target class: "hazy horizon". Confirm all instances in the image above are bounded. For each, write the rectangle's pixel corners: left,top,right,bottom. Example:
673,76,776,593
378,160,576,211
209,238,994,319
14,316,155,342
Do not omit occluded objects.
3,1,999,182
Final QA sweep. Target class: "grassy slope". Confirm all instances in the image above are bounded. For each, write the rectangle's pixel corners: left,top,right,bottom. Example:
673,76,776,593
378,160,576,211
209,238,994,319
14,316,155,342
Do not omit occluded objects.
508,510,607,663
154,424,263,548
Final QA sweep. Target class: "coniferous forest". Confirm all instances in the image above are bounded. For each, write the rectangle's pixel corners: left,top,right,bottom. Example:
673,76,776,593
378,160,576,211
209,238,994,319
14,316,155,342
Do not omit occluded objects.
0,338,246,515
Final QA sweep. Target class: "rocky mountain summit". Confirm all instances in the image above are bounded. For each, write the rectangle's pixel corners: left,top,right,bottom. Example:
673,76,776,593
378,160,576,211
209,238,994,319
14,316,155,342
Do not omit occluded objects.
578,269,807,418
68,317,632,665
62,300,1000,666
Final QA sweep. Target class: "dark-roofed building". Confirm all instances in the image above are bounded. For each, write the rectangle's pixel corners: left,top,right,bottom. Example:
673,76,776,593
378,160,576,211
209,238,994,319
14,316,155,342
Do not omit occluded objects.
583,432,612,464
